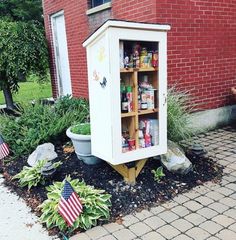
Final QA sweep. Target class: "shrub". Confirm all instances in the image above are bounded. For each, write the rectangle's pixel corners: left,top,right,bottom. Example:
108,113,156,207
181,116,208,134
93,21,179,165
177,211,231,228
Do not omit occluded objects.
13,160,62,189
40,177,111,232
71,123,90,135
167,87,194,142
0,96,89,159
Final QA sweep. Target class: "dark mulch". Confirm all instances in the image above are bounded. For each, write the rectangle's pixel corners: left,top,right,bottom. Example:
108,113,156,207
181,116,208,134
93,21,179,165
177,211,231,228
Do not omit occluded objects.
0,139,223,235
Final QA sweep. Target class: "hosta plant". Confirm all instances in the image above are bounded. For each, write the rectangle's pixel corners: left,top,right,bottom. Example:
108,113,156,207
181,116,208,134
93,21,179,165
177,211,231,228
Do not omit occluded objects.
13,160,62,189
39,177,112,232
151,166,165,182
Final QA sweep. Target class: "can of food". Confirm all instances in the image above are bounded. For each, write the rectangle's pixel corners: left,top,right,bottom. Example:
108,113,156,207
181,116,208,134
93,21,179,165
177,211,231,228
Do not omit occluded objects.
122,143,129,153
128,139,136,151
147,52,153,68
145,89,155,109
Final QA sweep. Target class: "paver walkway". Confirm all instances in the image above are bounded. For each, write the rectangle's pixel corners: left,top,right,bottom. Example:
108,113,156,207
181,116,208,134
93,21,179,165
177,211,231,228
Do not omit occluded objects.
71,126,236,240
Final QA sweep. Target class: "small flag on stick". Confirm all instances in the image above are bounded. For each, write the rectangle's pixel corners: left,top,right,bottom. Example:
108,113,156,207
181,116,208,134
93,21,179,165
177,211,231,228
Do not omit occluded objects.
0,135,9,160
58,180,83,227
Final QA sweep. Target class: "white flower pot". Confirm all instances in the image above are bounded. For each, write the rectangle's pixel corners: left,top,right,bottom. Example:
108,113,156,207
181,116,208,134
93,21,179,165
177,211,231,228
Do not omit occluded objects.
66,127,102,165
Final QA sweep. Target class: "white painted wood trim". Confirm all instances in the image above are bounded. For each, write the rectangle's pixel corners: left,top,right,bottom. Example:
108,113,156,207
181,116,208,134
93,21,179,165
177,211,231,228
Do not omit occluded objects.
51,10,64,18
83,20,171,47
86,2,112,15
51,11,64,97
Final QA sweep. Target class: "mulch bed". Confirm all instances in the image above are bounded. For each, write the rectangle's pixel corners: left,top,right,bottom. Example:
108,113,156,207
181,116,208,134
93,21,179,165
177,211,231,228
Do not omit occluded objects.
0,139,223,236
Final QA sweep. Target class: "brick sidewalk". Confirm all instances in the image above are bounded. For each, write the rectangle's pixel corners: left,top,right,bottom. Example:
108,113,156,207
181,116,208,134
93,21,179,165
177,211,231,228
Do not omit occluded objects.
70,126,236,240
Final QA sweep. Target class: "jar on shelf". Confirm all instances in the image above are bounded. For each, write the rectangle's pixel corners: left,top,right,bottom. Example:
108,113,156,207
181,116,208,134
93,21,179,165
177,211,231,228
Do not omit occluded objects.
126,86,133,112
152,50,158,68
140,47,148,68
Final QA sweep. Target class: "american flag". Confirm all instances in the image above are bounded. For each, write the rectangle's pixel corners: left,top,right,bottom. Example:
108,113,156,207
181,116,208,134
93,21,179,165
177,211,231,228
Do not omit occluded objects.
58,180,83,226
0,135,9,160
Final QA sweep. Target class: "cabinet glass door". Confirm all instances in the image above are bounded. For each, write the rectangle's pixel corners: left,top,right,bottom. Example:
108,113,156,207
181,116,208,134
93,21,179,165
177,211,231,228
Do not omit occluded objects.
119,40,160,154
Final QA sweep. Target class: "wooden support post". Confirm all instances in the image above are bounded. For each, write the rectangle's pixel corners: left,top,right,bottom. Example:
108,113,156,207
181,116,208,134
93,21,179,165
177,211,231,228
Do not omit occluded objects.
109,158,148,185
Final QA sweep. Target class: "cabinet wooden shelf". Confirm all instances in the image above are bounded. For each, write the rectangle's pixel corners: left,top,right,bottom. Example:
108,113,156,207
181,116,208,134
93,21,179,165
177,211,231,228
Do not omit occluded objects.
138,108,158,115
120,67,157,73
121,112,136,118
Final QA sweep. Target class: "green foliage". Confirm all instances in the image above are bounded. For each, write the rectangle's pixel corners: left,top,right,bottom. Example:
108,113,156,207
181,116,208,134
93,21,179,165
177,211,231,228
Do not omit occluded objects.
71,123,91,135
13,160,62,190
40,177,112,232
0,20,48,93
0,0,43,23
151,166,165,182
0,97,89,159
167,87,194,142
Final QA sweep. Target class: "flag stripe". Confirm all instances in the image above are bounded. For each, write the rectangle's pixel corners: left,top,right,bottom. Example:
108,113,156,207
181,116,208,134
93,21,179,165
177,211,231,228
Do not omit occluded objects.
59,201,74,226
71,195,82,212
58,207,73,226
71,193,83,211
72,192,83,210
61,198,78,220
2,145,9,155
0,135,9,160
59,199,76,222
67,198,80,216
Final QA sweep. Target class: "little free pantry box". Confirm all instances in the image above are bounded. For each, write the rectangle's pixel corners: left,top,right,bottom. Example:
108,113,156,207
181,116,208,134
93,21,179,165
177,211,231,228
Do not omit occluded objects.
83,20,171,165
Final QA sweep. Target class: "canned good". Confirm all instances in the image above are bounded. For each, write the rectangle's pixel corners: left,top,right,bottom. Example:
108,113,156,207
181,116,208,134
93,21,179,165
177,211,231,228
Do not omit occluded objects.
128,139,136,151
122,144,129,153
145,89,155,109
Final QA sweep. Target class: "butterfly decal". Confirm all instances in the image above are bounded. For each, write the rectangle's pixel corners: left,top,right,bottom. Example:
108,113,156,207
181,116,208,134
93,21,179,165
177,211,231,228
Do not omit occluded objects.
100,77,107,89
93,70,100,81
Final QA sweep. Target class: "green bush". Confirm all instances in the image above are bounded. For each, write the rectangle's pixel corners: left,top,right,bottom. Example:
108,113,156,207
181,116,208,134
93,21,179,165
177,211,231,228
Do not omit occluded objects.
0,96,89,159
13,160,62,190
167,87,194,142
71,123,90,135
40,177,111,232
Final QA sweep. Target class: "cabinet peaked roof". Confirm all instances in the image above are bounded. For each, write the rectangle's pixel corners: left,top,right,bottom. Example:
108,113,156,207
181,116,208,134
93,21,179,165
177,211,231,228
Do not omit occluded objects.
83,19,171,47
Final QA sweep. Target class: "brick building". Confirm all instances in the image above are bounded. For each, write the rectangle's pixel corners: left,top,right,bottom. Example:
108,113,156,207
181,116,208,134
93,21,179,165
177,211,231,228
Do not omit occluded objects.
42,0,236,117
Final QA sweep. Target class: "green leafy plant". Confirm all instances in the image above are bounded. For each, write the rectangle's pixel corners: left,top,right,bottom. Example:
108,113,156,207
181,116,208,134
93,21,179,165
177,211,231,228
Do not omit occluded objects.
40,177,112,232
151,166,165,182
0,97,89,159
167,87,194,142
71,123,90,135
0,20,48,109
13,160,62,189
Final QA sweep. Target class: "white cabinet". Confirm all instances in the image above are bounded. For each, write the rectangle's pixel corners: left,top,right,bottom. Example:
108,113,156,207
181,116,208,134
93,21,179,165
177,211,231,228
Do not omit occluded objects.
83,20,170,165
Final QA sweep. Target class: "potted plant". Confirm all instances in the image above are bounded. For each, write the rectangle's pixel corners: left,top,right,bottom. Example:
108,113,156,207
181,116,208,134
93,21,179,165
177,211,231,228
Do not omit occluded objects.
66,123,101,165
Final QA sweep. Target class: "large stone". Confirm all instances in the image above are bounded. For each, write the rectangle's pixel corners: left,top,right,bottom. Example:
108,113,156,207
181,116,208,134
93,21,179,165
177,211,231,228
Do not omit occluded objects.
160,140,192,175
27,143,58,167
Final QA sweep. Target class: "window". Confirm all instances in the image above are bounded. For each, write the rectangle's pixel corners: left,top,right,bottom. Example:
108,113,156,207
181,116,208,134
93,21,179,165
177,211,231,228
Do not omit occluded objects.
91,0,111,8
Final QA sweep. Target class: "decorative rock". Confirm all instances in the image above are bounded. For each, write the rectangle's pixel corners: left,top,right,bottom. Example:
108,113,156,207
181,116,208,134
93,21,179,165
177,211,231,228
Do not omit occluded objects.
27,143,58,167
160,140,192,175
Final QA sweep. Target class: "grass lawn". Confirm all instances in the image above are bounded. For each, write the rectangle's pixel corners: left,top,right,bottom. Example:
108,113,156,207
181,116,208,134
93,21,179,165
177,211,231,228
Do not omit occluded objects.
0,81,52,105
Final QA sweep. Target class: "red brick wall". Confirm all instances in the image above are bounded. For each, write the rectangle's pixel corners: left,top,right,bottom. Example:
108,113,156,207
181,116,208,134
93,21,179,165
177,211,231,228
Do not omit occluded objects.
43,0,236,110
42,0,89,98
154,0,236,110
